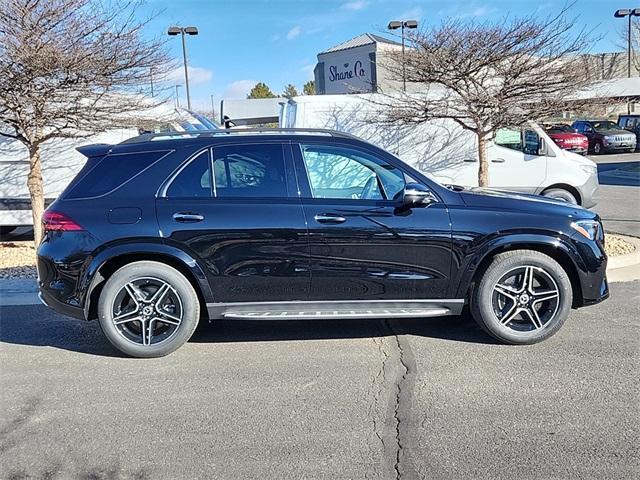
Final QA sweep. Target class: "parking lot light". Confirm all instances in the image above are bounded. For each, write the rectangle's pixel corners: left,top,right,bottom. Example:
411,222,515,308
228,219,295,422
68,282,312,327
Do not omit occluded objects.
388,19,419,92
168,26,199,110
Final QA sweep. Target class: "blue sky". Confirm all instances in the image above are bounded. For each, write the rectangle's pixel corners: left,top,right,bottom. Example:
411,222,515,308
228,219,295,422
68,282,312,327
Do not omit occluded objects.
139,0,627,112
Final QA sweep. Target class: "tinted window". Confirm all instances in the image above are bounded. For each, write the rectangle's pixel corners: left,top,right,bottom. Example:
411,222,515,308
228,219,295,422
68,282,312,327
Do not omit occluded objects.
212,144,288,198
65,150,167,199
166,150,211,197
300,144,405,201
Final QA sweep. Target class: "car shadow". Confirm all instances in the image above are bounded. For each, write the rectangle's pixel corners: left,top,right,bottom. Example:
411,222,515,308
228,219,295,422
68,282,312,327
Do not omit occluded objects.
0,304,498,357
597,161,640,186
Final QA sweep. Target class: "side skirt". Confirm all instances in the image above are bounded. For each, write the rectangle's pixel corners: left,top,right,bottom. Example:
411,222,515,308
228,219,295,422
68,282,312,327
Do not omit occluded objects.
206,299,464,321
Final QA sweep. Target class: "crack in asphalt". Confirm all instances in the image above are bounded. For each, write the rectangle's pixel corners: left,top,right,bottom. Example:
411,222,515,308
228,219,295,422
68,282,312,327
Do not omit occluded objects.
371,320,417,480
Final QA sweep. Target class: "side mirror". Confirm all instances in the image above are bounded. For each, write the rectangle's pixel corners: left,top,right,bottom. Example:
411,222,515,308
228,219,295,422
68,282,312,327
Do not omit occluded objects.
403,183,437,208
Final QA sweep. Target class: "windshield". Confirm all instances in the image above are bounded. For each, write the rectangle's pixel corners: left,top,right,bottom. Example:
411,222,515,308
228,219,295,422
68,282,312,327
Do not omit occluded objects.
592,121,619,130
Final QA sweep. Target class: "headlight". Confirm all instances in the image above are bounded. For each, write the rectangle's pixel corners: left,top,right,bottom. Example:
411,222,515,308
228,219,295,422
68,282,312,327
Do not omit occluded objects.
571,220,601,240
579,164,597,175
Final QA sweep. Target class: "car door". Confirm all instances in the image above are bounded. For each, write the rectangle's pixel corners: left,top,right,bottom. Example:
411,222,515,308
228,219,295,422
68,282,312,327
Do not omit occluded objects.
488,127,548,194
292,141,452,301
156,142,310,303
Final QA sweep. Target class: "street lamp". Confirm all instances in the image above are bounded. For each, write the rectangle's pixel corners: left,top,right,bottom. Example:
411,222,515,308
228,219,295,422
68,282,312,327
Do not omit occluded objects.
614,9,640,78
211,94,215,121
168,26,199,110
388,19,418,92
174,84,182,108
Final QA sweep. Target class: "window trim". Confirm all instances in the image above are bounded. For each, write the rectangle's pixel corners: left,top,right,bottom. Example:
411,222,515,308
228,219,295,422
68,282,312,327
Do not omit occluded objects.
164,149,213,199
293,141,407,205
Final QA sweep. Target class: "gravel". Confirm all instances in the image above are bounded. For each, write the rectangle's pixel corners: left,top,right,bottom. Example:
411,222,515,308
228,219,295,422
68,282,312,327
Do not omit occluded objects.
0,234,635,280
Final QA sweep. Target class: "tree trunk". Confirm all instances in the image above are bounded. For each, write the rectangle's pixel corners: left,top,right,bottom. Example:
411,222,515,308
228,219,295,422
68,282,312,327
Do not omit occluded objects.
27,146,45,246
477,134,490,187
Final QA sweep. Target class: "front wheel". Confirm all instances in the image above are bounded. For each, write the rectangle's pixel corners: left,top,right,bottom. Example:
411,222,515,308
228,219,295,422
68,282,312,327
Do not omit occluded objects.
593,142,603,154
471,250,573,345
542,188,578,205
97,261,200,358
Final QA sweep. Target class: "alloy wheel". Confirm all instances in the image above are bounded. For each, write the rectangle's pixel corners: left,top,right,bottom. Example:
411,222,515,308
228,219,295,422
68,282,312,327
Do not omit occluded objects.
111,277,183,346
491,266,560,332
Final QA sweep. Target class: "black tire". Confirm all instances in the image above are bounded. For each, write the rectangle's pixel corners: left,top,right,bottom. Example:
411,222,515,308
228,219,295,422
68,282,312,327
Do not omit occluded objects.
97,261,200,358
542,188,578,205
593,141,603,155
471,250,573,345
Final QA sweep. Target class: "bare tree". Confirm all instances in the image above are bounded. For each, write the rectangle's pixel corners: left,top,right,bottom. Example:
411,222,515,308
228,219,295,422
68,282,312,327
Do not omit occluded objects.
580,52,625,80
377,9,603,187
617,17,640,74
0,0,174,244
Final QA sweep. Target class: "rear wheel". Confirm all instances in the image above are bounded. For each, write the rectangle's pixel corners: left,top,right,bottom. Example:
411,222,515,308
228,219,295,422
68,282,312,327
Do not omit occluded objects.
542,188,578,204
471,250,573,345
97,261,200,358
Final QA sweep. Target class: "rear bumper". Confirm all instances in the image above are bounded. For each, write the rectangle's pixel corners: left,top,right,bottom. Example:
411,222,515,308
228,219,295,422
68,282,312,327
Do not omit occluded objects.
38,284,86,320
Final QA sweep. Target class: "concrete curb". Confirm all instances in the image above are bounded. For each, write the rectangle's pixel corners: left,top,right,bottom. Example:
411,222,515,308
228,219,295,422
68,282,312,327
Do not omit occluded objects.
607,235,640,283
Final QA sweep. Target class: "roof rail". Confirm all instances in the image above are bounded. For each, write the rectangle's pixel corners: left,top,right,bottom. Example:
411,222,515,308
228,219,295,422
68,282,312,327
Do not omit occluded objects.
120,128,359,144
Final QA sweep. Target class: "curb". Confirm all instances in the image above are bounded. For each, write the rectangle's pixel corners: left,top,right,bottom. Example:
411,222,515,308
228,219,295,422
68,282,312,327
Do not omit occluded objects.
607,234,640,283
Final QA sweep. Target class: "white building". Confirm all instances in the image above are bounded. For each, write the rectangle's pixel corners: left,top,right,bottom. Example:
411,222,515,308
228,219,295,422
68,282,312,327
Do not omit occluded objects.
313,33,403,95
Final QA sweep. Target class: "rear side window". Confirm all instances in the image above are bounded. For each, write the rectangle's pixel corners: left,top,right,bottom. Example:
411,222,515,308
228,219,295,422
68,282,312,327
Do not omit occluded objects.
212,144,288,198
166,150,211,198
65,150,167,199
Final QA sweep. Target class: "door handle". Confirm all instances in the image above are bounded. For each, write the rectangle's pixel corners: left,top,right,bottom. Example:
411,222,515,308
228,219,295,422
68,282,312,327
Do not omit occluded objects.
314,214,346,224
173,212,204,223
491,158,506,163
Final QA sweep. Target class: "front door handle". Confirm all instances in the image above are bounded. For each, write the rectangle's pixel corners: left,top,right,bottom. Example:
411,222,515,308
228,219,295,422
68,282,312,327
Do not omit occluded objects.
314,214,346,224
173,212,204,223
491,158,506,163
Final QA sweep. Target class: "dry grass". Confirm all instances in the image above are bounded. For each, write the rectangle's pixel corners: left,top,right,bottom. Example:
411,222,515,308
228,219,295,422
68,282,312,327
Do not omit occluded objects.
0,234,636,280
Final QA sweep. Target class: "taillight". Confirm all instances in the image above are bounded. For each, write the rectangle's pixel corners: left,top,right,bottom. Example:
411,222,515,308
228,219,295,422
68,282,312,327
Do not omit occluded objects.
42,211,83,231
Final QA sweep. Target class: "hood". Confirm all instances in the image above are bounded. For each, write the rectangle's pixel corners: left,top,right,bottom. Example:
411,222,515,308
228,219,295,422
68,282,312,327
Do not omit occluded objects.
596,128,635,136
548,132,587,141
458,187,596,219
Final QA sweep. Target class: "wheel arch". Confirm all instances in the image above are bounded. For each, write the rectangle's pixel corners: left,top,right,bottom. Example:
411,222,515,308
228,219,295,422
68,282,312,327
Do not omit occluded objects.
82,243,213,321
540,184,582,205
458,237,586,309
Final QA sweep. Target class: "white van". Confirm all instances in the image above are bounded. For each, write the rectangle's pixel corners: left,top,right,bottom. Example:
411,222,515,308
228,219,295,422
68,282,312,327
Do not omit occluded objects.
0,108,219,234
280,94,599,207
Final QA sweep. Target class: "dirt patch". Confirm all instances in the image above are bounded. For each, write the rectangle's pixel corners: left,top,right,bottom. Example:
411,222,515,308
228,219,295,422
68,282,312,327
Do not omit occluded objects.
605,234,636,257
0,241,37,279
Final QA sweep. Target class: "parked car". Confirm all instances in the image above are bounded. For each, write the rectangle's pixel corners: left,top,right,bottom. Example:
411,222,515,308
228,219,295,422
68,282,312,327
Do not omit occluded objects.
280,94,599,207
37,129,609,357
617,114,640,151
544,124,589,155
571,119,637,154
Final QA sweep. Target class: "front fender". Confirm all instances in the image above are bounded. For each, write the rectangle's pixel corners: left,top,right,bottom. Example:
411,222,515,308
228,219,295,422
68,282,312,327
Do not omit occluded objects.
79,240,214,319
453,232,587,299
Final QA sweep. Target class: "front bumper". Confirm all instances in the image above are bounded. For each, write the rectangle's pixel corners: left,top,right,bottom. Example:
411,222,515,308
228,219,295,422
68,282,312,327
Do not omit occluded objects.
575,170,599,209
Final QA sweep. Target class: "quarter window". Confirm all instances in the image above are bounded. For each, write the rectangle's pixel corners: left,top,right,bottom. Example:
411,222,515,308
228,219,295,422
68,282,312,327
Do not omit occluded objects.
300,144,405,201
166,150,211,198
212,144,288,198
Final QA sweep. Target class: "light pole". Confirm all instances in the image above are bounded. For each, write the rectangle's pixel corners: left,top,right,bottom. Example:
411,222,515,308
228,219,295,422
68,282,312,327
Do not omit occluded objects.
174,85,182,108
388,19,418,92
615,9,640,78
168,26,199,110
211,94,215,121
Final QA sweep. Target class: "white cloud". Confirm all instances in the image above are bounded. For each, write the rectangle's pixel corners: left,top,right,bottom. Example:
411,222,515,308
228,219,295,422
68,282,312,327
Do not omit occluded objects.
396,6,423,21
299,63,315,80
341,0,367,10
222,80,258,100
287,26,301,40
165,66,213,86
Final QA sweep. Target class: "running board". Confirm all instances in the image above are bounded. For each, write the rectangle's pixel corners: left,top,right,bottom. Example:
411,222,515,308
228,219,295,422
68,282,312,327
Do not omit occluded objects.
207,300,463,320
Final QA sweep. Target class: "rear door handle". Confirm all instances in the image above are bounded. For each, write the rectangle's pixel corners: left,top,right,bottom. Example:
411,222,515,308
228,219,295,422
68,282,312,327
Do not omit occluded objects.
314,214,346,224
173,212,204,223
491,158,506,163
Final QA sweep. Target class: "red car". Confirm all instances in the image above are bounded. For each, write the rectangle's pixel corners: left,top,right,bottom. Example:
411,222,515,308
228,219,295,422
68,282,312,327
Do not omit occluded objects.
545,124,589,155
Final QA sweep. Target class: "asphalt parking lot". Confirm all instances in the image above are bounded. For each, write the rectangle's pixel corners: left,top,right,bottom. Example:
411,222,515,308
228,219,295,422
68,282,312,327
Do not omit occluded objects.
1,280,638,479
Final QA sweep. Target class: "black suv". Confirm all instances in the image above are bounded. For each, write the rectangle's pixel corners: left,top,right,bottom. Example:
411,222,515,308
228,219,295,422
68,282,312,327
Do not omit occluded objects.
618,114,640,151
37,129,609,357
572,119,636,154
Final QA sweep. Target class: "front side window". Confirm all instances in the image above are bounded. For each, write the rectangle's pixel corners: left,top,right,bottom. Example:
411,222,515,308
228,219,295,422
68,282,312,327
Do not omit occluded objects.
494,128,541,156
300,144,405,201
212,144,288,198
